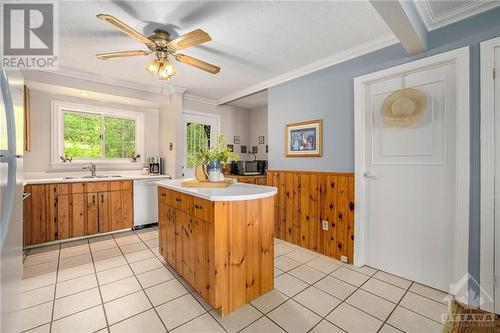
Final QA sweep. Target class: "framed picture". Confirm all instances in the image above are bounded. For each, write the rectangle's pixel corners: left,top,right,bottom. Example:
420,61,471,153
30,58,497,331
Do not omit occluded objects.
266,145,268,153
286,119,323,157
234,136,241,144
241,145,247,153
227,144,234,152
252,146,258,154
258,136,265,144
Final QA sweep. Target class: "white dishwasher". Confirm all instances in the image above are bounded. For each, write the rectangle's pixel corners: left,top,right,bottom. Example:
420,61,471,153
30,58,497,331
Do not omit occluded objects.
133,177,171,228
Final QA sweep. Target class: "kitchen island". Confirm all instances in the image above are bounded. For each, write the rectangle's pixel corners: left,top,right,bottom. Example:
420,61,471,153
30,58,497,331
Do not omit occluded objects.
156,179,277,315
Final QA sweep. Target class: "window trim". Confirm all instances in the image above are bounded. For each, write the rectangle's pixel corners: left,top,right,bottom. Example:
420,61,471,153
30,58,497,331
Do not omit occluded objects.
51,100,145,167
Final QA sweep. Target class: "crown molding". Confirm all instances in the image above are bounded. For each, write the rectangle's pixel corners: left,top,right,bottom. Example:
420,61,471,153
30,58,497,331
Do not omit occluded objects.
184,93,217,105
415,0,500,31
216,34,399,105
38,67,194,96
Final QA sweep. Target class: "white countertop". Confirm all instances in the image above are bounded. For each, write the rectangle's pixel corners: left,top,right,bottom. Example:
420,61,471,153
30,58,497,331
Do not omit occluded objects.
156,179,277,202
24,173,171,185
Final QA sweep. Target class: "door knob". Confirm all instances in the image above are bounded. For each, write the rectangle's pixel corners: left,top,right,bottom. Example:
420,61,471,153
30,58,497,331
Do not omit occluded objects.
363,172,377,179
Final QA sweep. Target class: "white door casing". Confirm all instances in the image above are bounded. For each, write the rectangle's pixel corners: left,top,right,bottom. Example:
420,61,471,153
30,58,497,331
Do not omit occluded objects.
354,47,470,299
181,111,220,179
480,36,500,314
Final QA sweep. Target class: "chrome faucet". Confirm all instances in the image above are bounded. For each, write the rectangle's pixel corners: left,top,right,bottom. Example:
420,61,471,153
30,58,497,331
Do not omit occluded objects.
82,162,97,177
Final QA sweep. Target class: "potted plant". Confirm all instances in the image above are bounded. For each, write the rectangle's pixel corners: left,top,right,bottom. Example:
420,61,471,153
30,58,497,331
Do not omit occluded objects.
194,134,239,182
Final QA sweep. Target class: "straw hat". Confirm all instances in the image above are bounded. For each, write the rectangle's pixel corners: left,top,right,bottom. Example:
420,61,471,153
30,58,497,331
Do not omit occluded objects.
381,88,427,127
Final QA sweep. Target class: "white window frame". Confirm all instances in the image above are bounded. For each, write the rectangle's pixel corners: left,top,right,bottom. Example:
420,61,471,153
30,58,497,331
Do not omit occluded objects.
51,100,145,168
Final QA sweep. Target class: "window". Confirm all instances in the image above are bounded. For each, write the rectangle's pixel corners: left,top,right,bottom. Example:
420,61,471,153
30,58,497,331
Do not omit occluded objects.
52,101,145,165
186,122,211,168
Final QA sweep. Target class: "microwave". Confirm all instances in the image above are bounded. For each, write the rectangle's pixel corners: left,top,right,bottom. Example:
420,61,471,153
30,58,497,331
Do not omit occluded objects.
236,160,267,175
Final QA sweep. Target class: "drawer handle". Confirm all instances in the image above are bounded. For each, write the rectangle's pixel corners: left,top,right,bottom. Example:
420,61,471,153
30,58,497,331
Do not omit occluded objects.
92,195,95,204
194,204,202,210
101,194,104,203
176,198,182,202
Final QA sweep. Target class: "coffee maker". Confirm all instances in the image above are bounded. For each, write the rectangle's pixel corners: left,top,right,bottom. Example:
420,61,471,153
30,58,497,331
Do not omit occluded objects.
147,157,164,175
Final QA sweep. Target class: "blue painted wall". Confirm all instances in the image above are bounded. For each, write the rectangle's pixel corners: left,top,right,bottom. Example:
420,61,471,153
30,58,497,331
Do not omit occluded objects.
268,7,500,300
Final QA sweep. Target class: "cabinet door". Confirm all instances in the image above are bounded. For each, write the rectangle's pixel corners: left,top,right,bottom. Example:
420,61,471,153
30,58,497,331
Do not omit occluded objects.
57,194,70,240
193,218,208,298
166,206,176,267
175,210,186,274
86,193,99,235
109,191,123,231
71,193,86,237
122,190,133,228
158,202,168,259
182,214,195,287
98,192,110,233
24,184,56,245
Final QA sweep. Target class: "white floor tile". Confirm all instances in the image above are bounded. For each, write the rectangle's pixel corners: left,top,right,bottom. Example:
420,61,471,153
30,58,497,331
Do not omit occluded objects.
109,309,166,333
387,306,443,333
409,283,450,305
28,244,59,255
343,264,377,276
24,323,50,333
379,324,404,333
53,287,102,320
250,289,288,313
374,271,412,289
22,271,57,292
309,320,344,333
94,255,127,272
326,302,383,333
24,251,59,266
96,265,133,285
293,286,341,317
137,267,174,288
156,293,206,330
104,291,152,325
330,266,370,287
56,274,97,299
285,249,317,263
361,277,406,303
345,289,396,320
59,253,92,270
288,265,325,284
130,257,164,274
240,316,285,333
145,279,188,306
51,305,106,333
57,263,94,282
274,273,308,297
100,276,142,302
92,247,123,261
210,304,262,333
23,261,58,278
313,276,357,300
274,256,301,272
125,249,155,263
59,244,90,259
20,284,55,309
114,234,141,246
268,299,321,333
120,241,148,254
171,313,225,333
305,257,342,274
274,267,284,278
399,291,448,323
11,301,53,332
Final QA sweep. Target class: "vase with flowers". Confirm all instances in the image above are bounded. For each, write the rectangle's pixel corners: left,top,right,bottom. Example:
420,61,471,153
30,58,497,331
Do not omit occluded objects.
193,134,239,182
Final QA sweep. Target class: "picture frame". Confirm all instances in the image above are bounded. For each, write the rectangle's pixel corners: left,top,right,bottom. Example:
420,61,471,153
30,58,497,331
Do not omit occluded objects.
234,136,241,144
258,136,265,144
252,146,258,154
286,119,323,157
240,145,247,153
227,144,234,152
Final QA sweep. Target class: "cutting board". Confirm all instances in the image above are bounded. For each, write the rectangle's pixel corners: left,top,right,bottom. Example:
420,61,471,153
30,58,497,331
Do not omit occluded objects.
181,179,233,188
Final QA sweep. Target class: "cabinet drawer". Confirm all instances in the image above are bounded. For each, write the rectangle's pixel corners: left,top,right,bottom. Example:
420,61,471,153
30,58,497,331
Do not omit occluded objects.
193,197,213,222
109,181,121,191
85,181,108,192
171,191,194,215
158,188,169,205
121,180,133,191
70,183,86,194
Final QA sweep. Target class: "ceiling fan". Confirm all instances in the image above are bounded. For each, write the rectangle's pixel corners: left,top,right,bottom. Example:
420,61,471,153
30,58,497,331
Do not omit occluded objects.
95,14,220,81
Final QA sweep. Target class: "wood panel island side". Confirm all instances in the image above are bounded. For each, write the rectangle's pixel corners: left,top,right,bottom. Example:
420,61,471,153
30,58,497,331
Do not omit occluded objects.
156,179,277,316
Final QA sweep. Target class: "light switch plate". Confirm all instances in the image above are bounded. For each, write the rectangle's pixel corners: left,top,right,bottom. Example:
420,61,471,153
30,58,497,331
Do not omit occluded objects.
340,256,348,263
322,220,328,231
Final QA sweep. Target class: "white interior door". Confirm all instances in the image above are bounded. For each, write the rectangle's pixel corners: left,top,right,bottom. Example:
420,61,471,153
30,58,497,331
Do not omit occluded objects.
181,112,219,178
494,46,500,314
364,62,458,292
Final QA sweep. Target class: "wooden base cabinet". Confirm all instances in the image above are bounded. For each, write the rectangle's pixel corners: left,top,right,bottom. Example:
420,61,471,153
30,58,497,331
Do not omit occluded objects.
23,180,134,246
158,187,274,315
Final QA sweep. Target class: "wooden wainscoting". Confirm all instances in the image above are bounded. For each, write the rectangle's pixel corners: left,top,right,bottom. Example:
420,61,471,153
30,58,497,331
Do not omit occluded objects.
267,170,355,263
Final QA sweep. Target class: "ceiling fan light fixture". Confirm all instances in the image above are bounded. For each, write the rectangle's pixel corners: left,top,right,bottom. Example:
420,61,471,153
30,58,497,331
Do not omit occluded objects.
157,61,176,80
145,59,161,75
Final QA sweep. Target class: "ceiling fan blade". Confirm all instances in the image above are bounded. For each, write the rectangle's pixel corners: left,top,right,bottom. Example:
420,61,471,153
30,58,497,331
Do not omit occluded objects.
97,14,156,49
174,54,220,74
168,29,211,51
96,50,151,60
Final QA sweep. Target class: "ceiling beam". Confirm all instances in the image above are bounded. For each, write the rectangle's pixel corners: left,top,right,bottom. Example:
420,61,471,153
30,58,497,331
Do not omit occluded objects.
370,0,428,54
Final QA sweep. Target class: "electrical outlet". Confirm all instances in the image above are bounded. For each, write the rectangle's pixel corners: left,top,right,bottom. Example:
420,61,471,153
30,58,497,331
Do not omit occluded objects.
340,256,348,263
322,220,328,231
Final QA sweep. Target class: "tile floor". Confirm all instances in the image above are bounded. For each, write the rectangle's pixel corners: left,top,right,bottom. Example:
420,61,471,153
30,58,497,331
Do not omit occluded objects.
17,228,451,333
